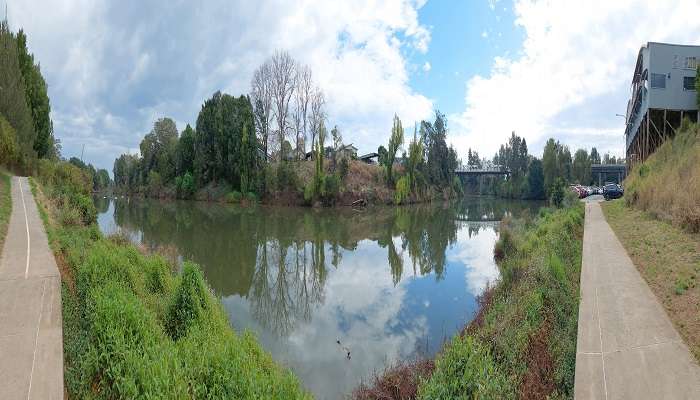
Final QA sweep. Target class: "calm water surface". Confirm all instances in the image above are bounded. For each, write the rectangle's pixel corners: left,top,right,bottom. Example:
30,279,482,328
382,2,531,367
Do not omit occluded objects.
95,196,540,399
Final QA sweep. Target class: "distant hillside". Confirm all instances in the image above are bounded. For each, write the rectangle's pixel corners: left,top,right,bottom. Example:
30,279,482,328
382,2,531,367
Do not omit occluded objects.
625,121,700,232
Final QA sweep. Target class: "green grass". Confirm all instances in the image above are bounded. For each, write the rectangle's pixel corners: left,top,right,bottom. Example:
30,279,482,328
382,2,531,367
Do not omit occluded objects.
32,161,310,399
602,199,700,361
0,171,10,250
418,204,584,399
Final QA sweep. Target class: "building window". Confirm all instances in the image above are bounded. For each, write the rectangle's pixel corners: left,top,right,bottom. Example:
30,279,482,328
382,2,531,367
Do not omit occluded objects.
650,73,666,89
686,57,697,69
684,76,696,91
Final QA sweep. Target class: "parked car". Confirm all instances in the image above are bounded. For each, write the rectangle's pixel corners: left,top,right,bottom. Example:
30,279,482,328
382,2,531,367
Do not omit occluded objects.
603,183,623,200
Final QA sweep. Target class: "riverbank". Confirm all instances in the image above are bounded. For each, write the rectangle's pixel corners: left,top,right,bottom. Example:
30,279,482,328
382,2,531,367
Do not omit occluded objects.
354,202,584,399
0,171,10,249
116,159,462,207
30,161,310,398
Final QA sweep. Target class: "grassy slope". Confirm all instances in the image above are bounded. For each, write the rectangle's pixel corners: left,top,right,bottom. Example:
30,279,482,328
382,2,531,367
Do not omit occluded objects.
0,171,10,250
624,122,700,232
602,200,700,360
29,161,309,399
355,204,584,399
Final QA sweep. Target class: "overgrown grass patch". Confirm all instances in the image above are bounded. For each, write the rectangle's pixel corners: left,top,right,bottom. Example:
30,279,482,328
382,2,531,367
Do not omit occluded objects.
602,199,700,361
32,161,310,399
0,171,10,250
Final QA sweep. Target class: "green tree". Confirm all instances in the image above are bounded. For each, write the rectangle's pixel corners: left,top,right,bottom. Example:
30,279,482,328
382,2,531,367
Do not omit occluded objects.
526,158,545,199
421,111,457,188
590,147,601,164
406,126,424,192
572,148,591,184
0,20,36,167
559,145,572,183
177,124,195,176
542,138,560,197
16,29,54,159
384,115,404,186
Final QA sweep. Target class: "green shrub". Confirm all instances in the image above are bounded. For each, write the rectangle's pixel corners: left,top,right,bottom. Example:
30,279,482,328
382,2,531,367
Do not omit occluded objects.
165,262,211,340
338,157,350,181
275,161,299,191
244,192,257,203
226,190,243,203
394,175,410,205
418,336,513,399
320,174,340,204
175,172,196,198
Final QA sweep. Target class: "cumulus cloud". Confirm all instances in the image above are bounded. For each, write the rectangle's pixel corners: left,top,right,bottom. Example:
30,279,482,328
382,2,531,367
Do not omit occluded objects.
8,0,433,171
422,61,431,72
451,0,700,159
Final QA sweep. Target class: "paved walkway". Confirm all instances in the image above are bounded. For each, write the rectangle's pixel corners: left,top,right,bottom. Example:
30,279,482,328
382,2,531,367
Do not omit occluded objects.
0,177,63,399
575,201,700,399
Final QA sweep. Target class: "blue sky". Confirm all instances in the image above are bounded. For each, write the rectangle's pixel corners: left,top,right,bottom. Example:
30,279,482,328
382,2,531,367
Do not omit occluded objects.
8,1,700,172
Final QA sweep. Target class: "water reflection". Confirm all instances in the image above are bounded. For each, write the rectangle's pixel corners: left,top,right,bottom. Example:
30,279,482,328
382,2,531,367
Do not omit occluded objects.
97,196,540,399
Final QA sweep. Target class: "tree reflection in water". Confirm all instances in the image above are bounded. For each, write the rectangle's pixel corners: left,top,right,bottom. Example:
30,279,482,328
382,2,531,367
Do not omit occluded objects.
106,196,540,337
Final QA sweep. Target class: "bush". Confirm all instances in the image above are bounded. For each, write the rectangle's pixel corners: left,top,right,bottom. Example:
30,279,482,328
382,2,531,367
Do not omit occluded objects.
175,172,195,198
418,336,512,399
165,262,211,340
275,161,299,191
338,157,349,181
226,190,243,204
244,191,257,204
320,174,340,204
394,176,410,205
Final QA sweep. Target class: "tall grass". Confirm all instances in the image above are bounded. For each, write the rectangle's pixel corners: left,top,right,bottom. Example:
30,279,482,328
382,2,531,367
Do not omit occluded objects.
32,161,310,399
625,122,700,232
0,171,11,248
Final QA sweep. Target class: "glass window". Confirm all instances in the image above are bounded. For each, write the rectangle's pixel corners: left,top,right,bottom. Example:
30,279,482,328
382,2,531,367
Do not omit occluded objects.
684,76,696,91
685,57,697,69
650,73,666,89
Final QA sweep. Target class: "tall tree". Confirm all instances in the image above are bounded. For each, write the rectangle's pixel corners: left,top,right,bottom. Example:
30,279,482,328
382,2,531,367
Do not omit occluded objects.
572,148,591,184
590,147,601,164
421,111,456,187
292,65,313,159
270,50,296,161
0,20,36,165
542,138,559,196
16,29,54,158
177,124,195,175
308,87,325,153
251,62,273,161
385,115,404,186
526,158,545,199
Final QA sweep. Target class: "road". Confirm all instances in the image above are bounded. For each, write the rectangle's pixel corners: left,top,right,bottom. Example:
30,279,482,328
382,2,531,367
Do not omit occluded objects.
574,200,700,399
0,177,63,399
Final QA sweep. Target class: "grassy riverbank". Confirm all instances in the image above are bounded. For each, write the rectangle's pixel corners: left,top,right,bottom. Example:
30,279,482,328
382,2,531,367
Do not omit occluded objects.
30,160,309,399
602,200,700,360
355,202,584,399
0,171,10,250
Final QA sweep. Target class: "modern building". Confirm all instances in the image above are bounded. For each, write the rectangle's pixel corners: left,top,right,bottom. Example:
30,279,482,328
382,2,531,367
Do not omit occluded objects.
625,42,700,166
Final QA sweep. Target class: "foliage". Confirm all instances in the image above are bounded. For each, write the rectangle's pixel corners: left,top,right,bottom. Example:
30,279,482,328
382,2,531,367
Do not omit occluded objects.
384,115,404,186
0,114,20,167
226,190,243,204
338,157,349,181
526,158,546,200
572,148,591,184
550,177,566,207
418,337,511,399
175,172,195,198
394,175,410,205
421,111,458,189
33,161,310,399
0,20,37,169
542,138,573,196
0,171,10,249
16,29,55,159
624,122,700,232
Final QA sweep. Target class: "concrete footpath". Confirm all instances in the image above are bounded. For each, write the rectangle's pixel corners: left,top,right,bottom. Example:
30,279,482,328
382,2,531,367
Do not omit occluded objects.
575,201,700,399
0,177,63,399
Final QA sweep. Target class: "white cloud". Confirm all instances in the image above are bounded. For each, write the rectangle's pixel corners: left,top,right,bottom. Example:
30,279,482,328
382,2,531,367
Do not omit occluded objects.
8,0,433,171
481,30,488,39
451,0,700,159
422,61,432,72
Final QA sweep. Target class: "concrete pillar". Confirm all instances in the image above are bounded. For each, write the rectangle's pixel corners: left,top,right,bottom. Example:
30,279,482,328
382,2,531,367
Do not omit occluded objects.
598,172,602,187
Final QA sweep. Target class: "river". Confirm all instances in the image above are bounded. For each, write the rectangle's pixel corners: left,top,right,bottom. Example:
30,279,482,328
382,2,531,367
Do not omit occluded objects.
95,196,541,399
